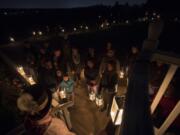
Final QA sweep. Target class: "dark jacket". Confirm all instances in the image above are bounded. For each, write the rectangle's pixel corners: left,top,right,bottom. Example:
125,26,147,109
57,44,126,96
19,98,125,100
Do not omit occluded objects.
84,67,99,81
100,71,118,92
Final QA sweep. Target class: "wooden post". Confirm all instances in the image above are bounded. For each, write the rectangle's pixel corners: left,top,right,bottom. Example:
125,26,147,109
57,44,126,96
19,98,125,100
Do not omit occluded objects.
156,101,180,135
151,65,178,114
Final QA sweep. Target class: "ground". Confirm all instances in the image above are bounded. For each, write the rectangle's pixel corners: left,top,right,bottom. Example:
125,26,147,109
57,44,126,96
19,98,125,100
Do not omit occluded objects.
69,80,126,135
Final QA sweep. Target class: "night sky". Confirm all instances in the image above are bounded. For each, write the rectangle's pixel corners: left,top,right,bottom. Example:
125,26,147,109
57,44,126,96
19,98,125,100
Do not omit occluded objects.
0,0,147,8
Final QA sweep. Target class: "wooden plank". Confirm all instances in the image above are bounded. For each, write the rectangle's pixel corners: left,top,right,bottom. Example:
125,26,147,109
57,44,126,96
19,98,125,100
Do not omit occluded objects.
156,101,180,135
152,51,180,66
151,65,178,113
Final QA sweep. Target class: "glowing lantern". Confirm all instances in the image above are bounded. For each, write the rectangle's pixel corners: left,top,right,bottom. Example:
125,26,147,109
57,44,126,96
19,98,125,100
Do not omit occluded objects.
110,96,125,125
59,88,67,99
119,71,125,79
96,95,104,107
89,91,96,101
28,76,36,85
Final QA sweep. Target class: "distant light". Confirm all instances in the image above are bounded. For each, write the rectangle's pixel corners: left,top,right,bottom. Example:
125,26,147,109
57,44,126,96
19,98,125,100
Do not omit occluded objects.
61,29,65,33
100,24,104,28
38,31,42,36
153,12,156,16
4,12,8,15
113,20,116,24
151,17,154,21
80,25,83,29
138,18,142,22
98,15,101,18
32,31,36,36
157,15,161,19
106,22,110,26
85,26,89,30
174,17,178,22
73,27,77,31
9,37,15,42
145,11,148,16
125,20,129,24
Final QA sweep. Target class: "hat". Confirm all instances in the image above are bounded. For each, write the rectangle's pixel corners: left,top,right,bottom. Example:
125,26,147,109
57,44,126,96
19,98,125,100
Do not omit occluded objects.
17,84,52,120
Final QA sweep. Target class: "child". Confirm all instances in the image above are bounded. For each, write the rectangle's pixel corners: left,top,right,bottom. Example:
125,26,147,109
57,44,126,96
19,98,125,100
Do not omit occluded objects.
59,73,74,96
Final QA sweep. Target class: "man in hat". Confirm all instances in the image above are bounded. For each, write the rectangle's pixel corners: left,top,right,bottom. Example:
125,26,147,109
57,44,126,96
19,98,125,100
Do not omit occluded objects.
17,84,75,135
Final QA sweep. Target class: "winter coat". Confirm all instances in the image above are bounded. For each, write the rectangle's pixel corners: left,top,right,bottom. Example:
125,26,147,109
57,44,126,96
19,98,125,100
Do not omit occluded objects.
100,71,118,92
84,67,99,82
59,79,74,93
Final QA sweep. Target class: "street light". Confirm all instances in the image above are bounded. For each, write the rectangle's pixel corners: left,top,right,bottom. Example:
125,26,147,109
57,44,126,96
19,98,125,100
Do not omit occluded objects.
110,95,125,125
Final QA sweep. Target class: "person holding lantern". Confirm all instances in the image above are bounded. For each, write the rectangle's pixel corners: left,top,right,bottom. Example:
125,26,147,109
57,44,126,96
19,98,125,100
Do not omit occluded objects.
17,84,75,135
58,73,75,100
84,58,99,95
100,60,118,115
69,47,82,85
99,49,120,77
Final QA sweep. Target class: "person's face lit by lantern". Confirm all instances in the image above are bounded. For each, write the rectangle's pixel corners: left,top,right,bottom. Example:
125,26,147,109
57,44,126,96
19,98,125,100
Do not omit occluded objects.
63,75,69,82
54,50,61,57
131,46,139,54
46,61,53,69
56,70,62,77
107,50,114,58
87,60,94,68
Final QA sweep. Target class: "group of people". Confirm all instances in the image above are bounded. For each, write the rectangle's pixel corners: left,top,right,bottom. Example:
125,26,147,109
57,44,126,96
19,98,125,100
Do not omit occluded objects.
23,41,139,108
16,40,140,135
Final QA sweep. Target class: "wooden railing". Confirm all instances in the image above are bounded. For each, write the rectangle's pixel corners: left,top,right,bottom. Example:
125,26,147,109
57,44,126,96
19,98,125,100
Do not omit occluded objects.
151,51,180,135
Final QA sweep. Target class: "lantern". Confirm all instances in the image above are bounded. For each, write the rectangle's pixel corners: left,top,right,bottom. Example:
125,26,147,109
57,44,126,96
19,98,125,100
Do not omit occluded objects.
59,88,67,99
28,76,36,85
17,66,25,76
110,96,125,125
96,95,104,107
119,71,125,79
89,91,96,101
